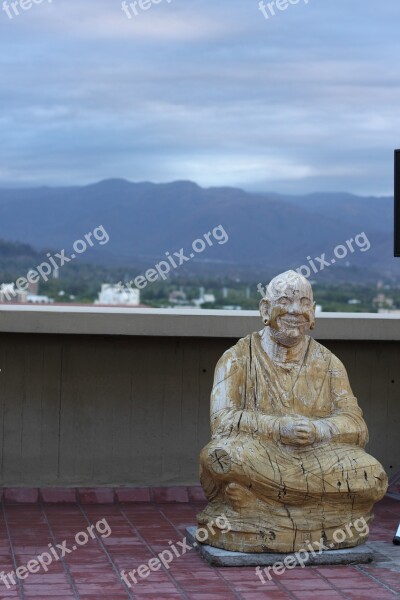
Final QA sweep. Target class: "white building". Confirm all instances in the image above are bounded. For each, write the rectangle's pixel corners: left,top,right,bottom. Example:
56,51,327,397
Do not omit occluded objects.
0,283,27,304
169,290,187,304
193,292,216,307
95,284,140,306
26,270,40,295
27,294,53,304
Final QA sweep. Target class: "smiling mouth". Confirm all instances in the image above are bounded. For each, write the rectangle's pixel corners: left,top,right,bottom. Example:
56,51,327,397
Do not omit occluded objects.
280,316,306,326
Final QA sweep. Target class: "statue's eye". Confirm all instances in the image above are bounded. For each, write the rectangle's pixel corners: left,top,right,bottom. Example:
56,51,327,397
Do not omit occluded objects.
277,297,290,305
301,298,311,306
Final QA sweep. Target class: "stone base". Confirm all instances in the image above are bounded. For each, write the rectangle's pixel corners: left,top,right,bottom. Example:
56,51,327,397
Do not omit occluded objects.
186,527,374,567
197,499,375,553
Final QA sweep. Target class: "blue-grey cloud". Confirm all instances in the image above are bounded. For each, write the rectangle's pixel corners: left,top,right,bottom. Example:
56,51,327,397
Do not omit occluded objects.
0,0,399,193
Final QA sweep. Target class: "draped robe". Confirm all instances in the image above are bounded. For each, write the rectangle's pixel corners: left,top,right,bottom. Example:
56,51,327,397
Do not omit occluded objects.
198,332,387,552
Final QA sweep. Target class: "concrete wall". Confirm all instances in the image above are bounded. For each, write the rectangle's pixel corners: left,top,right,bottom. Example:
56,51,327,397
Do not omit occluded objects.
0,308,399,486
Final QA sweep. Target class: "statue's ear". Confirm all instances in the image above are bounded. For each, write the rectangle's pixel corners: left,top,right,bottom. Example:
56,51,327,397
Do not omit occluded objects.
259,298,271,327
309,301,317,330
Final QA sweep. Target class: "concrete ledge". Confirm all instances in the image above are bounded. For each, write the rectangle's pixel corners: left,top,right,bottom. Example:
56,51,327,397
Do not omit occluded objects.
1,305,400,340
186,527,374,567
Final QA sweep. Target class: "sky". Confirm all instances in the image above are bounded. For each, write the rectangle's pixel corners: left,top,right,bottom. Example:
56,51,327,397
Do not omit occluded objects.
0,0,400,194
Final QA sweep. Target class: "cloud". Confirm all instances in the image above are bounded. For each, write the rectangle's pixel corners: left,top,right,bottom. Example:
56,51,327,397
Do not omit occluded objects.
0,0,400,193
0,0,240,41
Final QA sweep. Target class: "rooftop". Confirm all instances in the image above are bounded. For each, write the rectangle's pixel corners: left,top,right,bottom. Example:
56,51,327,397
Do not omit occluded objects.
0,493,398,599
0,306,399,598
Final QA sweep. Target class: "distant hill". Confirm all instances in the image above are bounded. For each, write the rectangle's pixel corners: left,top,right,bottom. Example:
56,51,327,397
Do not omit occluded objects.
0,239,41,269
0,180,397,281
0,239,40,261
0,239,42,283
264,191,392,235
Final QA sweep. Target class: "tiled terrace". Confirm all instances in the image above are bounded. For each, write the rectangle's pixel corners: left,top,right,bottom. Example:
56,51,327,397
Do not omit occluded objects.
0,309,399,599
0,493,398,600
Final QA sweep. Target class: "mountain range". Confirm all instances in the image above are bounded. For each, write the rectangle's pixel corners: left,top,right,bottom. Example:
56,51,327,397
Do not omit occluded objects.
0,180,397,282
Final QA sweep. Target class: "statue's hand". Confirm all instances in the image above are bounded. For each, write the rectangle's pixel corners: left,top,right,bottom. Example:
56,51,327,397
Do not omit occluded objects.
278,417,316,446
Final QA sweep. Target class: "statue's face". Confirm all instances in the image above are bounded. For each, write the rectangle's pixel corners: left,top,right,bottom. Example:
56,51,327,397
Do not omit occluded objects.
260,273,315,347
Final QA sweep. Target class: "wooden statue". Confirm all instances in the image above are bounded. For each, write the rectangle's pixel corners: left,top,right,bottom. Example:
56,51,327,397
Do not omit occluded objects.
198,270,387,553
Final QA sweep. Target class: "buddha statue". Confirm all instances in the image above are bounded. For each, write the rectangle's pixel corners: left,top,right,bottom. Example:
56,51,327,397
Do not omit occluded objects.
198,270,387,553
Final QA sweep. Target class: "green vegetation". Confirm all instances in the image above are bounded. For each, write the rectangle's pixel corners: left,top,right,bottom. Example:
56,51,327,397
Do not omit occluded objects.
1,238,398,312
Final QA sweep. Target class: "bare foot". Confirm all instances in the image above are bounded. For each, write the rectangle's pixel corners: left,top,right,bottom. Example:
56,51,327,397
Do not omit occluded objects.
225,483,255,511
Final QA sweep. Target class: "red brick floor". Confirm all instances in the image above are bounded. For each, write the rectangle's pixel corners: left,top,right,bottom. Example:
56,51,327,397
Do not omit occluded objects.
0,496,398,599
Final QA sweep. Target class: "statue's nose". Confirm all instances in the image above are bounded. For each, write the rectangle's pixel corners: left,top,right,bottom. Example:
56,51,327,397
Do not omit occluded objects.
288,303,301,314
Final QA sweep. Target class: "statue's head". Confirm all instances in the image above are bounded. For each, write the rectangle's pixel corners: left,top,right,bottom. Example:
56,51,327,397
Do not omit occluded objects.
259,270,316,347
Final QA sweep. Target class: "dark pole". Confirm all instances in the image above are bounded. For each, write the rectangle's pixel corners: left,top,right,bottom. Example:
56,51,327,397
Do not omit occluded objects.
395,150,400,256
393,150,400,544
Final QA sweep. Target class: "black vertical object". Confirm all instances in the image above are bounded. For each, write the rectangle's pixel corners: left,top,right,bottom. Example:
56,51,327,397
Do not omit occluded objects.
395,150,400,256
